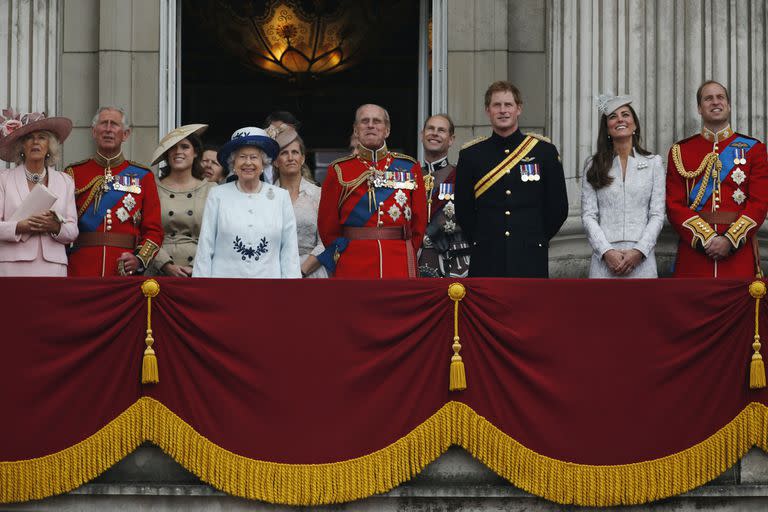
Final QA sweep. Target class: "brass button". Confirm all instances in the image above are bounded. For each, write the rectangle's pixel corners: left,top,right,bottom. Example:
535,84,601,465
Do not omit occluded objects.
504,149,510,154
505,190,511,195
504,231,510,237
506,170,511,174
505,211,510,215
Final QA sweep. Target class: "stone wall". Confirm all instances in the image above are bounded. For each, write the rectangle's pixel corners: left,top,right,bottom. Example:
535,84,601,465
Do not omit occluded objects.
60,0,160,166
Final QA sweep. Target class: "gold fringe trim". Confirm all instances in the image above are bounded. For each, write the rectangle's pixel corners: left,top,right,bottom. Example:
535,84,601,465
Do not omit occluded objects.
0,398,147,503
3,399,768,506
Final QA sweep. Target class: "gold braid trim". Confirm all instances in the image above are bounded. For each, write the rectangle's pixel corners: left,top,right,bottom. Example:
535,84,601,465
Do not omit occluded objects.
75,176,106,217
335,164,373,209
4,398,768,506
725,215,758,249
672,145,722,210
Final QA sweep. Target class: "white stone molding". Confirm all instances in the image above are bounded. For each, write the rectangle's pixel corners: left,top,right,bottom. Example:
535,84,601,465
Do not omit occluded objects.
159,0,179,137
431,0,449,116
549,0,767,192
0,0,59,116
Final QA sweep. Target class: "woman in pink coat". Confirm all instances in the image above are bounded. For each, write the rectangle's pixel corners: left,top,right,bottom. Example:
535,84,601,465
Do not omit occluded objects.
0,111,78,276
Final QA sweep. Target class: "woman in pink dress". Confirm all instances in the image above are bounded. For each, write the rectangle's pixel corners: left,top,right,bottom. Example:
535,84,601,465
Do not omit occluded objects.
0,111,78,276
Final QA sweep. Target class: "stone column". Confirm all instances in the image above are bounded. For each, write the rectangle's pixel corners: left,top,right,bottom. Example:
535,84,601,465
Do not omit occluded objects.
548,0,768,276
61,0,160,165
446,0,509,164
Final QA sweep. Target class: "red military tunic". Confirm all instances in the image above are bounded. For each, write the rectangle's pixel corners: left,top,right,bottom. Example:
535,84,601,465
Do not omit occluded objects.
666,126,768,278
66,154,163,276
318,145,427,278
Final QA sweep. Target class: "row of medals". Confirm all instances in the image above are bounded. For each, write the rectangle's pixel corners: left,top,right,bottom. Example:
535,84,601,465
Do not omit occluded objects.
372,168,417,190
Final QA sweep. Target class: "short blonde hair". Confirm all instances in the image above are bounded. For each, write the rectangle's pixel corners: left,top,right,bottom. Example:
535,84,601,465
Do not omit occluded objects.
12,130,62,167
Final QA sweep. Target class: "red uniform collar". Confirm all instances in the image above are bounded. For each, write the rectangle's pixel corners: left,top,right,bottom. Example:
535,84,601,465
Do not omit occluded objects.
701,125,734,143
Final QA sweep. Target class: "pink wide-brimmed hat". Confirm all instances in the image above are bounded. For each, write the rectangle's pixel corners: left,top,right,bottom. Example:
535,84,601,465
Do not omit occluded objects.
0,109,73,161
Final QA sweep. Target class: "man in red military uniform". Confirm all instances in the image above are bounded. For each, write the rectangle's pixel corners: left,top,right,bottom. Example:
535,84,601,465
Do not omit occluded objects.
318,104,426,277
666,81,768,278
66,106,163,276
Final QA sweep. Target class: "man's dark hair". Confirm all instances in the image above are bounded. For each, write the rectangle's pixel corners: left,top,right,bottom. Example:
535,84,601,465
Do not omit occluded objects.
696,80,730,106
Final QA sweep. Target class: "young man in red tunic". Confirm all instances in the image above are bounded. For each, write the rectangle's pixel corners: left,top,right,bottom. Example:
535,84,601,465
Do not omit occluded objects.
666,81,768,278
317,104,426,278
66,107,163,276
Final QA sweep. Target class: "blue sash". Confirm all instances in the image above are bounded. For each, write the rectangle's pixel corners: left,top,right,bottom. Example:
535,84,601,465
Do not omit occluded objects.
344,186,395,227
688,137,756,211
79,165,149,232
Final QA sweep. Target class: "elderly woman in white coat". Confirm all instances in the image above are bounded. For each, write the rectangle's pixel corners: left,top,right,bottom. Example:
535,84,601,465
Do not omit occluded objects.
581,94,666,278
193,126,300,278
0,111,78,276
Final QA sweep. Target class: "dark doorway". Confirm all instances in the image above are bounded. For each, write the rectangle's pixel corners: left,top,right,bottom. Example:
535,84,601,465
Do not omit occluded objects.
181,0,421,175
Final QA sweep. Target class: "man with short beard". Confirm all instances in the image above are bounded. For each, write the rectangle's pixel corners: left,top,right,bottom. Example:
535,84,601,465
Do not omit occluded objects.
666,80,768,278
455,81,568,278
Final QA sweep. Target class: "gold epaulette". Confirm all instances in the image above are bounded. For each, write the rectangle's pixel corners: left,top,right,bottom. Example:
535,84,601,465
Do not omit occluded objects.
64,158,90,177
329,154,355,167
461,136,488,149
682,215,716,248
128,160,152,172
526,132,551,143
725,215,757,248
390,152,417,164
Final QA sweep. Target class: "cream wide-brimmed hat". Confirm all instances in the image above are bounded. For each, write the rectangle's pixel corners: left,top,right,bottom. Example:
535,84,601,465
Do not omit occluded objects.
0,110,73,162
274,126,299,150
150,123,208,165
595,93,633,116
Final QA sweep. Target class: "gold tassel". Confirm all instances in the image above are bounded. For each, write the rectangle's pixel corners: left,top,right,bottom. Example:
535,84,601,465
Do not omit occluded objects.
749,280,766,389
448,283,467,391
141,279,161,384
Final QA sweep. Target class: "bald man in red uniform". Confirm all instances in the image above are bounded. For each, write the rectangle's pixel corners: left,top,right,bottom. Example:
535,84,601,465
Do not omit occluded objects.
666,81,768,278
318,104,426,278
66,107,163,276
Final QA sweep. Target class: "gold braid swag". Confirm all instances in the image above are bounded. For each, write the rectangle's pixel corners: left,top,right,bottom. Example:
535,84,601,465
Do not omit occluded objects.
671,144,722,211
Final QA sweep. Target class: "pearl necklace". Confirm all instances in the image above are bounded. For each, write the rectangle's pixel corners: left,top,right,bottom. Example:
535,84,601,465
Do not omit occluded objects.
24,166,47,184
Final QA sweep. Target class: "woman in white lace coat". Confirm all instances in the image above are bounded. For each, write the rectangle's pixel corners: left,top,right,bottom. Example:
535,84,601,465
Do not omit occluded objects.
581,94,666,278
272,126,328,278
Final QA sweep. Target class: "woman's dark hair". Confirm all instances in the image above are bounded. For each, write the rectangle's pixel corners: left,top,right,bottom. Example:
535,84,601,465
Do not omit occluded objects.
159,133,205,180
586,104,651,189
202,144,228,178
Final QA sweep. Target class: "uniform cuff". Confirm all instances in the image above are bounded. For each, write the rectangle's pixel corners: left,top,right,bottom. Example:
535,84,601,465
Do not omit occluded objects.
136,239,161,269
682,215,716,248
724,215,757,249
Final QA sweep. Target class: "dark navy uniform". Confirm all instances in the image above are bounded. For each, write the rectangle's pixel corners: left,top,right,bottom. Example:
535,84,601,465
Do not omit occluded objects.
455,129,568,277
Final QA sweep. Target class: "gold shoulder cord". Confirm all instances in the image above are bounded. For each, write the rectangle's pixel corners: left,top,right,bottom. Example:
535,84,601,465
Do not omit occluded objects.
672,144,722,210
335,164,373,209
75,176,107,217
